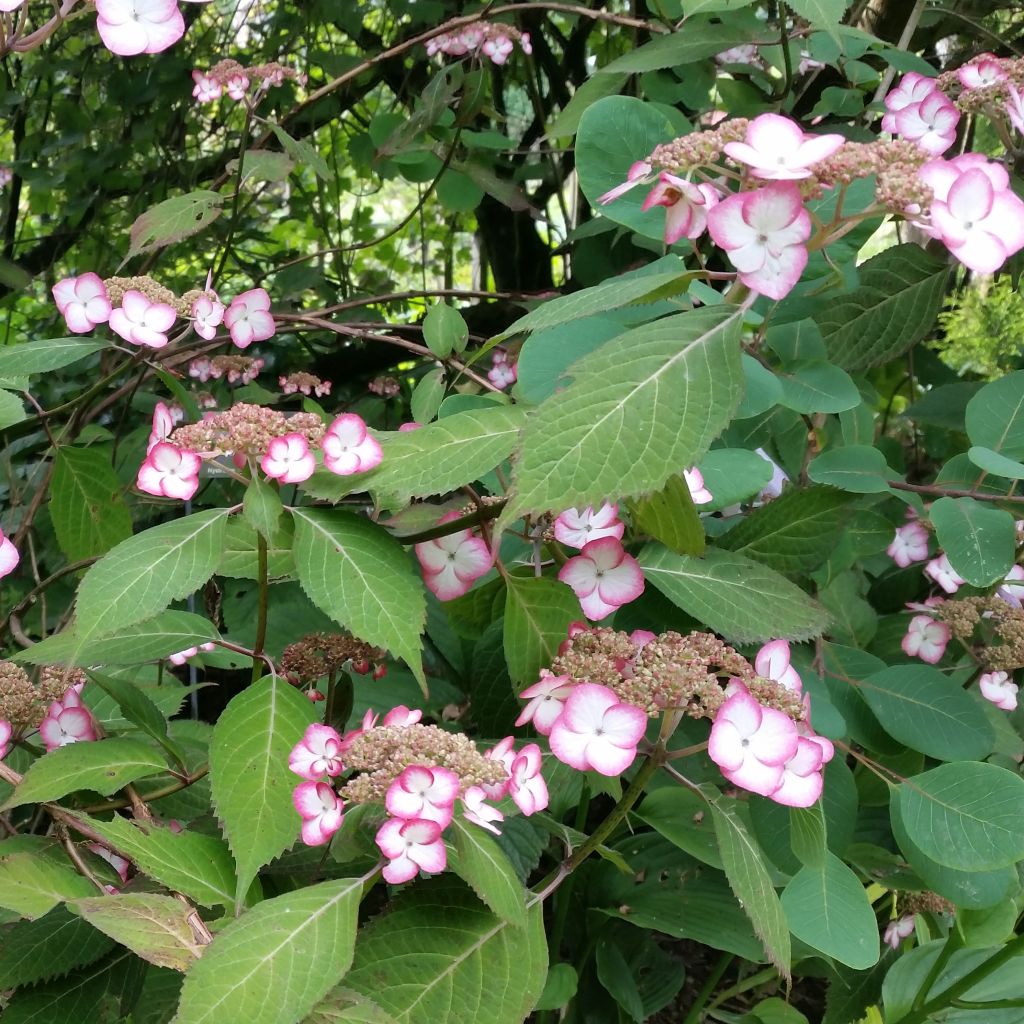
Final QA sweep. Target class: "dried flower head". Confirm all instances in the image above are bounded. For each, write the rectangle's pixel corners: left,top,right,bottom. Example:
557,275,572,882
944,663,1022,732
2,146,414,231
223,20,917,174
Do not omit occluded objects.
280,633,386,684
169,403,324,458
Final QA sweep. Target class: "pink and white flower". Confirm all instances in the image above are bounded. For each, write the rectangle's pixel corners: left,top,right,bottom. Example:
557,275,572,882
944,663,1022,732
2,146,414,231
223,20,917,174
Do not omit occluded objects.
640,173,719,244
261,433,316,484
381,705,422,728
707,182,812,301
887,521,930,568
0,719,11,760
293,781,344,846
755,639,802,693
708,689,799,797
884,916,916,950
0,527,19,580
553,502,624,549
894,91,959,155
548,682,647,776
515,671,575,735
597,160,653,205
723,113,844,180
225,72,250,101
191,70,221,103
95,0,185,57
147,402,175,454
322,413,383,476
901,614,950,664
957,54,1005,90
52,273,112,334
881,73,940,133
39,691,97,751
770,736,825,808
461,785,504,835
224,288,275,349
191,293,225,340
137,442,201,501
481,736,515,800
167,642,214,666
1007,85,1024,137
997,565,1024,608
508,744,548,815
385,765,460,827
684,467,713,505
109,289,177,349
415,513,493,601
979,671,1019,711
289,724,345,781
924,553,965,594
558,537,645,621
487,355,517,390
375,816,447,883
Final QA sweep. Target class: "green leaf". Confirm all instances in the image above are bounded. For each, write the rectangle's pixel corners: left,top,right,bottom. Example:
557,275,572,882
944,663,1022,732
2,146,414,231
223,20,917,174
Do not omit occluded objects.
423,302,469,358
219,518,294,580
209,675,316,906
70,894,204,972
597,21,760,73
0,854,97,919
635,787,723,869
0,906,115,987
706,789,792,976
50,446,133,561
65,812,238,908
781,852,879,969
73,508,230,642
639,544,830,643
447,817,528,928
243,478,284,544
812,244,948,370
84,672,184,766
515,316,624,404
595,931,646,1022
503,575,581,685
127,190,223,259
682,0,757,14
859,665,994,761
929,495,1016,587
789,804,828,869
15,611,221,667
172,877,362,1023
898,762,1024,871
0,387,26,429
547,73,628,139
718,486,852,574
787,0,851,44
270,123,330,179
0,337,106,378
227,149,294,183
631,474,705,555
311,877,547,1024
807,445,892,493
501,308,744,525
355,407,527,512
290,508,427,688
534,963,579,1011
966,371,1024,460
776,361,861,414
2,739,168,809
411,367,445,424
967,445,1024,479
697,449,774,511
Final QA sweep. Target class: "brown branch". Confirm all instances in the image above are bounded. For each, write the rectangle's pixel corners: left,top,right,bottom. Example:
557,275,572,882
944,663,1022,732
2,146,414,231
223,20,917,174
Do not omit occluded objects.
888,480,1024,504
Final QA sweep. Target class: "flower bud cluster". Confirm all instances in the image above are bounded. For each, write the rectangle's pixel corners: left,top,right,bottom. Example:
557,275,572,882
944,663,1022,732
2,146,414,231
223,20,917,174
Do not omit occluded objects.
169,402,324,458
279,371,332,397
0,663,81,728
426,23,532,65
104,275,184,313
649,120,749,174
934,597,1024,670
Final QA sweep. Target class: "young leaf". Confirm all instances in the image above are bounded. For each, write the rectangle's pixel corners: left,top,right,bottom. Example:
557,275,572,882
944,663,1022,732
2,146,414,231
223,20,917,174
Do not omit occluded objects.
503,574,581,685
173,877,363,1024
0,906,115,987
0,853,97,919
2,739,168,809
411,367,445,424
70,894,205,972
897,762,1024,871
780,852,879,969
127,190,223,259
65,813,238,908
243,477,284,544
639,544,830,643
73,508,231,642
209,675,317,906
310,876,547,1024
929,496,1015,587
0,337,106,378
501,307,744,526
290,508,427,689
447,817,528,928
270,123,331,179
424,301,469,358
50,446,133,561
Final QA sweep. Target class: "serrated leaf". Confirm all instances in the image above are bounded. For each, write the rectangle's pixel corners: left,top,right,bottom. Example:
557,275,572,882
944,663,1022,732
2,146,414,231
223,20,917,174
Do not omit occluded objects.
227,149,294,183
813,244,948,370
290,508,427,688
0,387,26,429
0,854,97,918
85,672,184,766
0,337,106,377
718,486,852,573
209,676,316,906
898,762,1024,871
243,477,284,543
270,123,330,179
71,894,204,971
503,574,581,685
776,360,860,414
639,544,830,643
807,445,893,493
0,906,115,986
173,877,363,1024
127,190,223,259
219,518,294,579
50,446,133,561
704,788,791,977
14,611,221,667
929,495,1015,587
597,21,761,73
447,817,527,928
310,877,547,1024
631,474,705,555
65,813,238,908
74,508,230,642
501,307,743,526
3,739,168,809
